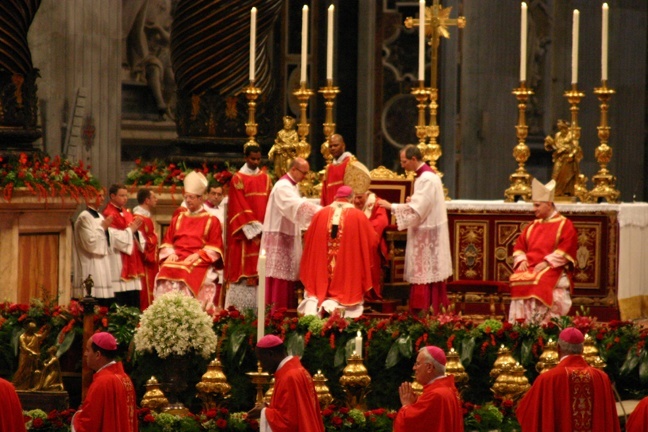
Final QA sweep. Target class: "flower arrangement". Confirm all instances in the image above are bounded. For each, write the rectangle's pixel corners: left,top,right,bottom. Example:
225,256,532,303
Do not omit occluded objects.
23,408,75,431
133,292,218,359
125,159,238,191
321,405,366,431
0,152,100,202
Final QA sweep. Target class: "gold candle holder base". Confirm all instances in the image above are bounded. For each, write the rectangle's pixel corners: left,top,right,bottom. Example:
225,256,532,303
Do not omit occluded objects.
411,81,431,150
246,361,271,406
590,82,620,203
319,79,340,165
196,357,232,411
293,83,314,156
312,370,333,408
504,82,534,202
339,353,371,410
244,82,262,151
141,376,169,412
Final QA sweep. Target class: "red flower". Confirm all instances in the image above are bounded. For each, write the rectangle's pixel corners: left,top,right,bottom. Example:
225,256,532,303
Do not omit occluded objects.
32,418,44,427
331,416,343,426
216,418,228,429
143,414,155,423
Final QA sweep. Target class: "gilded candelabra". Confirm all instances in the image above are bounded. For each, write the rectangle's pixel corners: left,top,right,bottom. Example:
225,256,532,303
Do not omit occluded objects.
590,81,620,203
319,79,340,165
244,82,262,150
141,376,169,412
504,82,534,202
535,338,559,374
445,348,469,393
492,361,530,401
196,358,232,410
583,334,607,370
246,361,271,406
263,378,275,404
562,84,589,203
293,83,314,159
426,88,443,173
412,81,431,160
339,353,371,409
312,370,333,408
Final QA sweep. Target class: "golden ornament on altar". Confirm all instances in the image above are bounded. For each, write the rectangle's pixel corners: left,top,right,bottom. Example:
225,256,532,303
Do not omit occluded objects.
263,378,275,404
411,373,423,397
246,361,271,406
536,338,559,374
268,116,300,179
339,353,371,409
583,334,607,370
312,370,333,408
490,345,517,379
445,347,469,391
196,358,231,410
141,376,169,412
492,361,530,401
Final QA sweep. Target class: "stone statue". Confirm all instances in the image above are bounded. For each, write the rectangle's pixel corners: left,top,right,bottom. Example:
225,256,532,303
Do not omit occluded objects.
544,119,583,198
13,322,50,390
33,346,64,391
268,116,299,178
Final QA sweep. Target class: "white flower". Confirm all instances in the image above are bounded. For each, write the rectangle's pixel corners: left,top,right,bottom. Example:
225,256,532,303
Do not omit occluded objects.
133,292,217,359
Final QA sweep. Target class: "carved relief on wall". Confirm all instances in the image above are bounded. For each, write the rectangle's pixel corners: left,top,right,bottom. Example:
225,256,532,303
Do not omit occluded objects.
573,224,601,287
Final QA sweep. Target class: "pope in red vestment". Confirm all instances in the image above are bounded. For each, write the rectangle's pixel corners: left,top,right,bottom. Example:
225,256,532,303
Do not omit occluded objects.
299,187,376,317
626,396,648,432
320,134,355,206
0,377,26,432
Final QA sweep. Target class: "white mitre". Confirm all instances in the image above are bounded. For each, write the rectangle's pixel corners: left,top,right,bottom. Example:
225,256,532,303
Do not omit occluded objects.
184,171,208,195
531,178,556,202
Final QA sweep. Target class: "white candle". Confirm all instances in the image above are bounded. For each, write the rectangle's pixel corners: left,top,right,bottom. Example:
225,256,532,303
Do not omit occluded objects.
249,7,257,82
301,5,309,84
520,2,527,82
602,3,609,81
418,0,425,81
355,331,362,358
326,5,334,81
571,9,579,84
257,250,266,342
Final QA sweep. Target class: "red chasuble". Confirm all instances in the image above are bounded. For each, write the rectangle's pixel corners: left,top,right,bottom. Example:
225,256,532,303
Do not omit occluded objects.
157,210,224,295
394,375,463,432
300,203,376,307
265,357,324,432
73,362,138,432
0,378,26,432
320,157,352,206
138,215,158,309
225,171,271,283
516,355,620,432
509,214,577,306
626,396,648,432
103,203,144,281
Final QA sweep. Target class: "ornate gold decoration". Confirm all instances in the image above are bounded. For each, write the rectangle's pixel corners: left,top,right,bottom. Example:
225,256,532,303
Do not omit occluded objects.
339,353,371,409
505,82,534,202
544,118,585,201
535,339,559,374
243,84,262,151
263,378,275,404
490,345,517,379
456,224,486,280
268,116,300,178
319,79,340,165
293,83,314,160
411,373,424,397
196,358,232,410
412,82,431,155
344,161,372,195
590,81,620,203
445,348,469,392
312,370,333,408
246,361,271,406
141,376,169,412
369,166,404,180
583,334,607,370
491,361,530,401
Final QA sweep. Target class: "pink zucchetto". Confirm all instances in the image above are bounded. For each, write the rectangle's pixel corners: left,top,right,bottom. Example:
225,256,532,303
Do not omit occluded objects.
92,332,118,351
335,185,353,199
425,345,447,366
559,327,584,345
257,335,284,349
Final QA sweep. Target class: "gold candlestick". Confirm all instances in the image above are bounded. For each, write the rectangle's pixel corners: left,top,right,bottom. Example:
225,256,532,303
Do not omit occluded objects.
319,79,340,164
244,82,262,150
590,81,620,203
339,353,371,410
504,82,534,202
412,81,431,157
426,88,443,172
293,83,315,160
312,370,333,408
196,358,232,411
246,361,271,406
535,338,559,374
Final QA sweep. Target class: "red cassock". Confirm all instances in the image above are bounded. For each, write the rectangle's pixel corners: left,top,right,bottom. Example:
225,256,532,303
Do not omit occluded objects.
0,377,26,432
300,204,376,307
73,362,138,432
225,171,271,283
265,357,324,432
393,375,464,432
626,396,648,432
157,210,224,295
366,203,389,300
320,157,351,206
138,214,158,309
103,203,144,281
516,355,621,432
510,214,577,306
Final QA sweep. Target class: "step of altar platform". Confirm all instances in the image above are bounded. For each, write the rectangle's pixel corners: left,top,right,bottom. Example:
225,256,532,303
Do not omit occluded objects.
17,390,69,411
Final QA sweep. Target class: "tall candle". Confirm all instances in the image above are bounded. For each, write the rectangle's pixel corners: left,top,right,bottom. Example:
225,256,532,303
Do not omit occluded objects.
249,7,257,82
602,3,609,81
301,5,309,84
520,2,527,82
327,5,334,80
571,9,579,84
257,250,266,342
355,331,362,358
418,0,425,81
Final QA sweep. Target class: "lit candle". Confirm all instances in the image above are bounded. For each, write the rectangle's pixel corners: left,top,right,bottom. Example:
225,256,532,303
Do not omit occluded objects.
257,250,266,342
355,331,362,358
571,9,579,84
249,7,257,82
602,3,609,81
520,2,527,82
301,5,309,84
327,5,334,81
418,0,425,82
